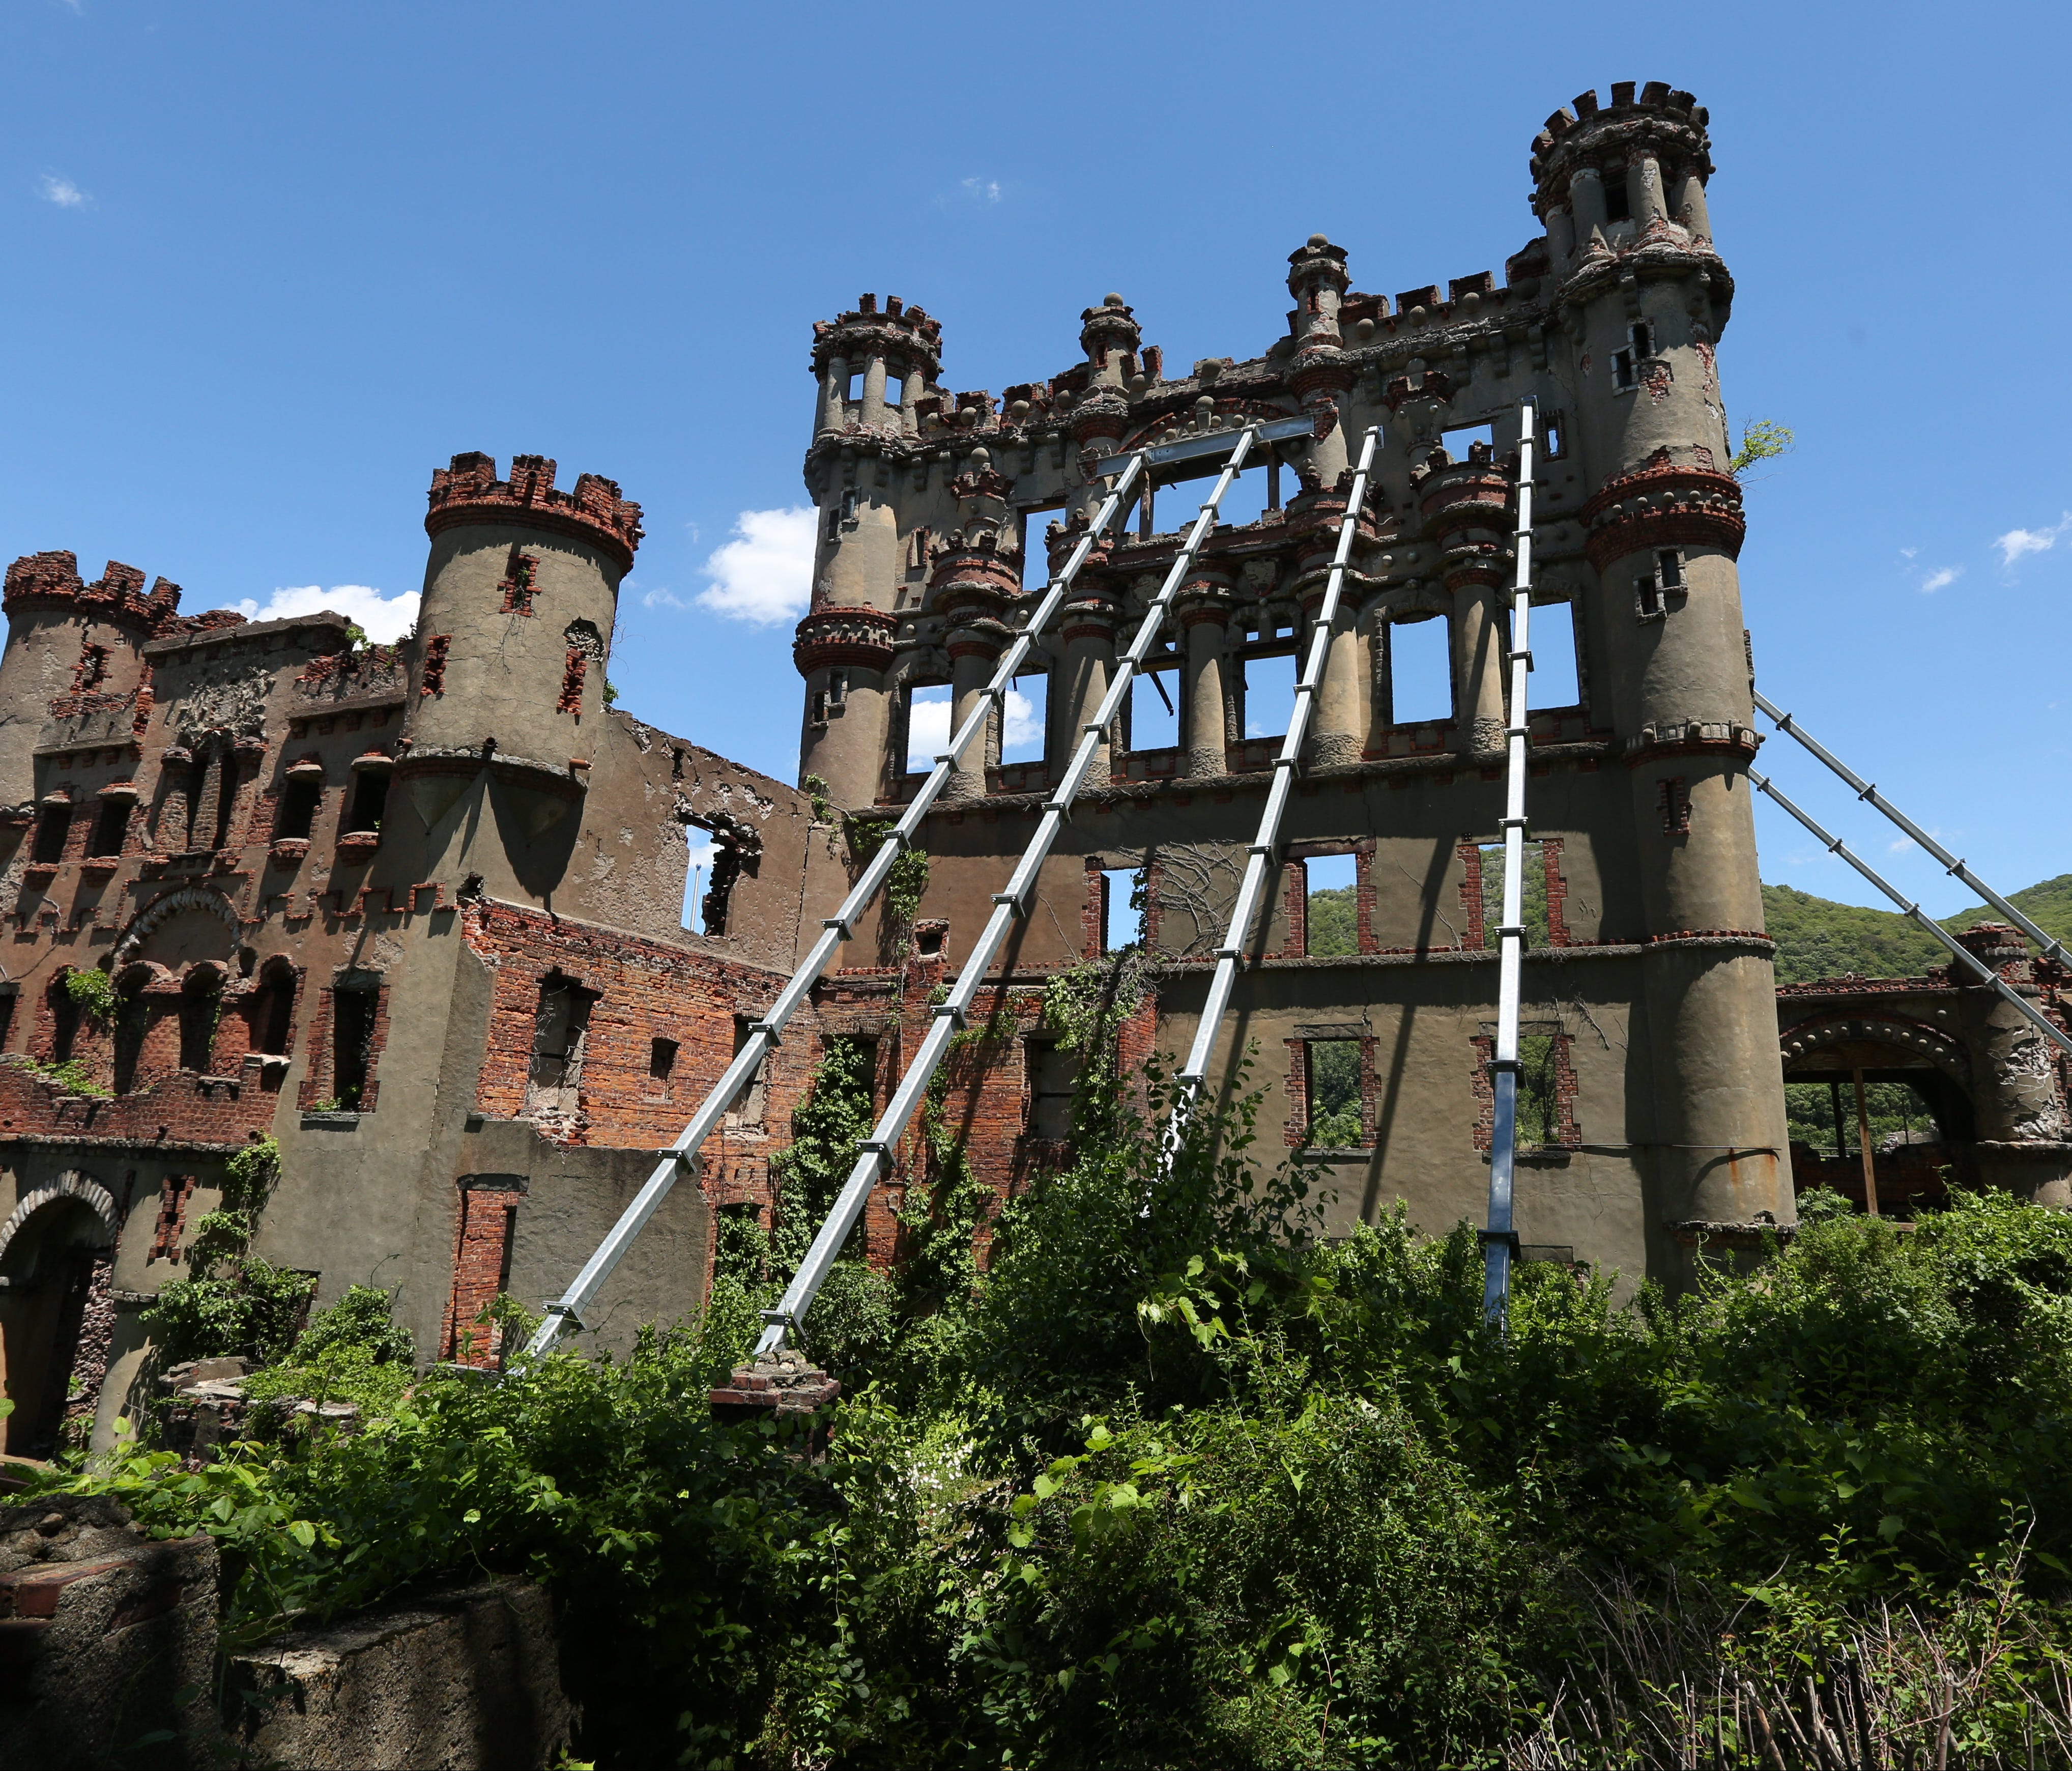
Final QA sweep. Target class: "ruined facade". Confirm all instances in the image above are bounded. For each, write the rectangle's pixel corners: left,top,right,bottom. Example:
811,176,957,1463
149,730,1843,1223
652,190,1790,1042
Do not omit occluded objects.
6,80,2068,1455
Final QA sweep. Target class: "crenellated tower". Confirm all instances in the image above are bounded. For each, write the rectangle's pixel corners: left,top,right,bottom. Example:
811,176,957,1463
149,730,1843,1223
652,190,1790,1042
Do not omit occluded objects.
400,452,643,840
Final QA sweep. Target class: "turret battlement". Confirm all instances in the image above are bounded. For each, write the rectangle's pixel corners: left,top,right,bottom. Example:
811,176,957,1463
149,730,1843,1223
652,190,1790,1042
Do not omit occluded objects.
810,293,944,382
3,552,184,634
1530,81,1715,244
424,453,644,574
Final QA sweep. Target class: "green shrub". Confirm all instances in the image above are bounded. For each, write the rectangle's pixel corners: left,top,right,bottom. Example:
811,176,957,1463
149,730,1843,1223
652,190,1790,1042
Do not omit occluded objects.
140,1258,316,1364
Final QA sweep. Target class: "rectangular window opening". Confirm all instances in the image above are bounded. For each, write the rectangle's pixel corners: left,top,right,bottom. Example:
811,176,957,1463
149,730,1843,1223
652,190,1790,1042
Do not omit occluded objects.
1025,1038,1077,1141
1128,665,1179,752
1630,321,1654,359
1480,840,1550,950
1020,507,1061,591
333,987,377,1112
1603,175,1632,223
1386,618,1452,725
1656,549,1684,591
1307,1040,1364,1147
1543,418,1566,460
1304,852,1360,956
524,976,592,1117
904,682,952,775
1517,1033,1561,1147
1442,422,1494,461
347,771,388,835
1527,600,1581,708
1610,349,1636,391
1003,672,1047,764
1102,867,1143,953
845,373,861,403
32,805,70,865
649,1037,678,1080
1243,650,1298,740
1204,462,1274,529
725,1017,767,1125
273,776,322,842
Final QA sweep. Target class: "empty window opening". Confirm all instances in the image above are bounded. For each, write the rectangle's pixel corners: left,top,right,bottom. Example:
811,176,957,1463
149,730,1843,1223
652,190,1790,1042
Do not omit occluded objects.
332,986,378,1111
845,372,862,403
1020,508,1060,591
725,1017,769,1125
1102,867,1144,953
693,825,745,937
32,804,70,865
1307,1040,1364,1147
1204,462,1275,529
1304,852,1360,957
914,921,946,957
1602,172,1631,222
649,1036,679,1080
254,962,296,1057
112,978,147,1094
1003,672,1047,764
74,643,109,690
276,774,321,841
1243,650,1299,740
683,824,716,933
1516,1033,1563,1147
1025,1038,1078,1141
179,970,221,1073
1784,1077,1945,1164
1386,618,1452,725
498,550,539,616
1656,549,1684,592
1609,348,1636,391
48,975,81,1062
903,682,952,774
1129,664,1180,752
88,798,127,859
1527,601,1581,708
524,974,592,1117
0,987,18,1054
347,770,388,835
1442,422,1494,461
881,372,903,407
210,755,239,853
1479,841,1550,950
1543,419,1566,459
1629,321,1654,359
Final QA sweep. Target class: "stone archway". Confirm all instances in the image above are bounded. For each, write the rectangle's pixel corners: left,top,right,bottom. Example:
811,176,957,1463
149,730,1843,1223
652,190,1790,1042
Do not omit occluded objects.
0,1172,120,1458
1779,1013,1977,1212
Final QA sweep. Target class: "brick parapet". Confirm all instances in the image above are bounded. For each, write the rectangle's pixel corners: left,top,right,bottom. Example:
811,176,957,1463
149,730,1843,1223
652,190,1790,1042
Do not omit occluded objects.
424,454,644,575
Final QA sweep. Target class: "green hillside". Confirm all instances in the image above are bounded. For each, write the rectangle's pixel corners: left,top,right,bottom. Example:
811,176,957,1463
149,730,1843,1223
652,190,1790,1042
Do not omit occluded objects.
1306,874,2072,982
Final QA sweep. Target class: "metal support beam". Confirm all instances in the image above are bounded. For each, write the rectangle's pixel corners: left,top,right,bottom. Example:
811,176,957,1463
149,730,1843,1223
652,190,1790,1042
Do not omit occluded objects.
520,446,1152,1359
1749,768,2072,1063
1752,689,2072,972
748,426,1267,1359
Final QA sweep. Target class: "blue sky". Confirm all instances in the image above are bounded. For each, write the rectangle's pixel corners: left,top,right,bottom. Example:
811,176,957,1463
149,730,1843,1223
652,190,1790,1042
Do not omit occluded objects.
2,2,2066,916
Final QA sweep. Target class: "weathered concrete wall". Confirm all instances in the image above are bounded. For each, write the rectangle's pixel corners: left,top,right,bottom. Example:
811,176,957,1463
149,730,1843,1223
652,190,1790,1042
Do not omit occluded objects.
226,1578,571,1771
0,1493,217,1769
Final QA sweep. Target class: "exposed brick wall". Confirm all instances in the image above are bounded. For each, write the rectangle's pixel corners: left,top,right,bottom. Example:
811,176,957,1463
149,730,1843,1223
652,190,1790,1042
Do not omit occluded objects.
149,1174,197,1263
1540,836,1572,947
1457,839,1486,949
296,974,391,1112
1470,1030,1580,1152
1658,777,1691,836
443,1184,519,1365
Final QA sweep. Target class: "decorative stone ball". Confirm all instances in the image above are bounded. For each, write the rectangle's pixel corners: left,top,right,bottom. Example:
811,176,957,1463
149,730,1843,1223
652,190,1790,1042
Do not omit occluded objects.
1104,292,1125,307
1308,233,1329,248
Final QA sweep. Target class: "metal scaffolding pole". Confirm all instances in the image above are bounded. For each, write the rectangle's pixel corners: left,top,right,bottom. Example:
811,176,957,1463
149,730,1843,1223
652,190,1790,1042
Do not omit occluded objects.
1749,768,2072,1062
1165,425,1381,1150
1481,398,1539,1324
750,424,1267,1359
521,449,1151,1359
1752,689,2072,971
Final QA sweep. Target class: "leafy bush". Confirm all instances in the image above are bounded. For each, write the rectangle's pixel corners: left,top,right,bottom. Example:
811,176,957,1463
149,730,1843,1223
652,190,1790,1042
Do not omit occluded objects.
139,1258,316,1364
46,1054,2072,1766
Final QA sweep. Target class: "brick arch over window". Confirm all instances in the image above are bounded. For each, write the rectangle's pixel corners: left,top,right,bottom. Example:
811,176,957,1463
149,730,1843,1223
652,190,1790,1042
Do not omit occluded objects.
0,1173,118,1264
112,884,244,967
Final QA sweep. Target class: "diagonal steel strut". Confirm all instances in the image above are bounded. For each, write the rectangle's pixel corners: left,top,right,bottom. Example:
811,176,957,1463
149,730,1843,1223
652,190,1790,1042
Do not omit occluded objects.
751,425,1266,1358
521,448,1152,1358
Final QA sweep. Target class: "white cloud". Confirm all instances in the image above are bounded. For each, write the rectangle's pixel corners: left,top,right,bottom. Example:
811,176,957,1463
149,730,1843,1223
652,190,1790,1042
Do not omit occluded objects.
232,584,419,643
39,173,90,209
640,586,695,611
961,177,1002,204
1888,837,1916,855
694,507,816,626
1898,546,1918,560
1003,687,1041,751
905,690,951,772
1994,512,2072,569
1920,565,1963,594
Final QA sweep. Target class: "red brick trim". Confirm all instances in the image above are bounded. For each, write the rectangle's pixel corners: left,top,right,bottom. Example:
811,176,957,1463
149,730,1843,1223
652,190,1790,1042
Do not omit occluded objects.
1470,1030,1580,1152
443,1182,519,1366
1540,836,1572,947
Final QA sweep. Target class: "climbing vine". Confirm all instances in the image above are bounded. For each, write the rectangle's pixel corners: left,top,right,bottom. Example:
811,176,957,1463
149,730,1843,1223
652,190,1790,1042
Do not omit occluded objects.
852,817,931,942
62,965,116,1024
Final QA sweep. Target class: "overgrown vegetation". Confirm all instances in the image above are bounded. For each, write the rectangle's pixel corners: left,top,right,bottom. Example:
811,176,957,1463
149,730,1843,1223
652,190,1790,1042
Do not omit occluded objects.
1728,417,1795,478
37,1043,2072,1765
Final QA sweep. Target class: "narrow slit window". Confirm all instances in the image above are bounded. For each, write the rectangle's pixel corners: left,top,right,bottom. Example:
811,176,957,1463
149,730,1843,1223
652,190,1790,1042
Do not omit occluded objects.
1003,673,1047,764
649,1037,678,1079
1528,601,1581,708
1129,665,1180,752
1479,841,1550,950
347,770,388,835
683,825,716,933
1656,549,1684,591
1602,173,1631,222
1630,321,1654,359
1243,651,1299,740
1306,1040,1364,1147
726,1017,767,1126
179,971,221,1073
1387,618,1452,725
1102,867,1143,953
904,682,952,774
1609,348,1636,391
210,755,238,852
1304,852,1360,956
1518,1033,1562,1147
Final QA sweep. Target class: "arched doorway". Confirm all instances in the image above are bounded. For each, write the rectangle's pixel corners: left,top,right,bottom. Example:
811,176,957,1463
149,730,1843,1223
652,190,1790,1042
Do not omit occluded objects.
0,1175,119,1458
1780,1014,1977,1215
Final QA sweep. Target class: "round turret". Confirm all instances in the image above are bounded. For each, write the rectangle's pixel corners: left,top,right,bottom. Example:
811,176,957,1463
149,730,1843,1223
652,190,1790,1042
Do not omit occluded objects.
401,453,642,825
